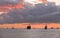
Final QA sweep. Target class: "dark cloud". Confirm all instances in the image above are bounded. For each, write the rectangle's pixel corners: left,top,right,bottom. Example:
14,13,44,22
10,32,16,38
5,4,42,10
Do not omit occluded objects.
0,2,60,24
0,0,23,6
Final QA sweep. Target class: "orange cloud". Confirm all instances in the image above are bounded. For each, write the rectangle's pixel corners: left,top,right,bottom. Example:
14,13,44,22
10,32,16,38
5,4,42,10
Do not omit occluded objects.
15,4,24,9
0,4,24,14
0,4,24,9
38,0,47,3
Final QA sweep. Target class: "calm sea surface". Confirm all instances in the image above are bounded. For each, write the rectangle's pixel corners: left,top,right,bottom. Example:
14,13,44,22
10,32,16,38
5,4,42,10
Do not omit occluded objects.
0,29,60,38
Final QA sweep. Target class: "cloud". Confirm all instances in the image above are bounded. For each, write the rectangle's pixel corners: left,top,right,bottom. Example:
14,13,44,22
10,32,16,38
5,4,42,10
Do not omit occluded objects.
0,0,23,6
0,2,60,23
0,0,24,14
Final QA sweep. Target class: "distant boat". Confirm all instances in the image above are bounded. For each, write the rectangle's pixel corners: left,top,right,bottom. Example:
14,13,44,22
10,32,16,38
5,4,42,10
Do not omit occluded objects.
27,24,31,29
11,27,15,29
56,27,59,29
44,25,47,30
51,27,54,29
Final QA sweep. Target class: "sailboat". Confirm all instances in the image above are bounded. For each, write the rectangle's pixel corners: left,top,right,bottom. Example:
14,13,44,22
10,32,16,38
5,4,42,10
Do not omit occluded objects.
27,24,31,29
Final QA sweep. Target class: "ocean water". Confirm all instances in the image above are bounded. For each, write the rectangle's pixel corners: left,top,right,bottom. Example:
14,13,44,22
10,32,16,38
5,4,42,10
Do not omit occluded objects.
0,29,60,38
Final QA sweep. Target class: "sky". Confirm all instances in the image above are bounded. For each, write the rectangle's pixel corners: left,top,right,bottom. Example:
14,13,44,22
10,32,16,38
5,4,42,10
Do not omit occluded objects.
0,0,60,23
48,0,60,5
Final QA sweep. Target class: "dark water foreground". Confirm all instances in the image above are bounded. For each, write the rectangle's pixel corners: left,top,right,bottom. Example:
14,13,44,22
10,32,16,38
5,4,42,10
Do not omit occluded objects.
0,29,60,38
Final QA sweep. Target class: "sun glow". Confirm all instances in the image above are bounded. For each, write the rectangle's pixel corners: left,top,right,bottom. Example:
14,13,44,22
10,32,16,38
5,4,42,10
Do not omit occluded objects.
24,0,48,6
24,0,41,6
0,12,8,15
48,0,60,5
24,0,40,4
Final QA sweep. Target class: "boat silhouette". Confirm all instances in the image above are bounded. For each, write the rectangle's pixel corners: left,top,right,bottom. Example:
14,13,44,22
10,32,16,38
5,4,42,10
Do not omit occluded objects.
27,24,31,29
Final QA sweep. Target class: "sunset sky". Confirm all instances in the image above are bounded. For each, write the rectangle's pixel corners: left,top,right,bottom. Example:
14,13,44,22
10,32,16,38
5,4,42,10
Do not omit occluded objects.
0,0,60,23
48,0,60,5
0,0,60,28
